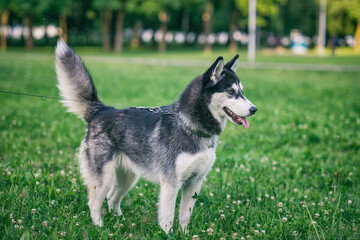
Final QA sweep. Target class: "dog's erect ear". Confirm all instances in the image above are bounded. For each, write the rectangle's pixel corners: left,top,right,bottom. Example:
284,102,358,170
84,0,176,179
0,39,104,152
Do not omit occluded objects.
203,56,224,85
224,54,239,73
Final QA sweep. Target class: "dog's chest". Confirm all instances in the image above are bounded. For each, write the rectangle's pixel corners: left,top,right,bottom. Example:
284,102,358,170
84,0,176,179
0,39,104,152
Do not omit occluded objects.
175,146,216,184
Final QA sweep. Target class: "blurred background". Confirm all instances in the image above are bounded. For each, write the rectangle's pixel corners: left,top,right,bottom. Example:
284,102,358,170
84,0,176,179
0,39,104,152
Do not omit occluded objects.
0,0,359,57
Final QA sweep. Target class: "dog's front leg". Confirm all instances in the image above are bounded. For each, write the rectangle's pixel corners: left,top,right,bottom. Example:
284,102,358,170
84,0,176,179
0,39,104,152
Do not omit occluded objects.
158,180,179,234
179,176,204,231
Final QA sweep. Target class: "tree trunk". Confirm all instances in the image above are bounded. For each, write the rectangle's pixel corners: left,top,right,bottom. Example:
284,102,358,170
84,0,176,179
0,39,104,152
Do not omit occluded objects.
181,8,190,33
114,9,125,53
25,13,34,50
203,2,213,54
158,11,169,53
131,21,141,49
354,22,360,53
100,8,113,52
59,13,67,42
229,8,239,52
1,10,9,51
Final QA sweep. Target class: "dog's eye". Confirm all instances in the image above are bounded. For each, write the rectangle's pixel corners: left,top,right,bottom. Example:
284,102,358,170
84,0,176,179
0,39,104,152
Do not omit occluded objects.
227,89,235,95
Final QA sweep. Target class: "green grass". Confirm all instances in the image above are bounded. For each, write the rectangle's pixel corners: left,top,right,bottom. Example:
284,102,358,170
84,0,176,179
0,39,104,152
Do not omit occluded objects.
0,50,359,239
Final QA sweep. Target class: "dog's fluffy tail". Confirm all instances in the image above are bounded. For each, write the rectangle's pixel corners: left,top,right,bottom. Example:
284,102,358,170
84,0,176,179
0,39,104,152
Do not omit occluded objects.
55,39,104,122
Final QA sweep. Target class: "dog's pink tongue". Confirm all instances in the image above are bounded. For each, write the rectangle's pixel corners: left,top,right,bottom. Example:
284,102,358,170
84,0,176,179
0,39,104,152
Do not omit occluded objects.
240,117,249,129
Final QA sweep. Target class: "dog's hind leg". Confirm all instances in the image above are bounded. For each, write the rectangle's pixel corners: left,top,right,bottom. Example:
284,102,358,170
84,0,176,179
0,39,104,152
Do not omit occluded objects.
107,165,138,216
90,161,115,226
179,176,204,231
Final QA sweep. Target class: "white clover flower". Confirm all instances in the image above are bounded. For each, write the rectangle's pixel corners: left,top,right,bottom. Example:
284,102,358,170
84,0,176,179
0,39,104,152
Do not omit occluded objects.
227,194,231,200
60,170,65,176
220,214,225,219
209,192,214,197
61,232,66,237
265,194,269,198
348,200,352,205
32,209,36,213
254,230,259,235
294,188,298,193
56,189,60,193
282,217,287,222
312,221,317,225
42,221,48,227
271,196,275,200
315,213,320,218
277,202,283,208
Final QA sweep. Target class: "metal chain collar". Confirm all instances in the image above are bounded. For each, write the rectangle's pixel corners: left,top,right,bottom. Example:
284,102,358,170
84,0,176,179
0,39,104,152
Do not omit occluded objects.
131,106,213,138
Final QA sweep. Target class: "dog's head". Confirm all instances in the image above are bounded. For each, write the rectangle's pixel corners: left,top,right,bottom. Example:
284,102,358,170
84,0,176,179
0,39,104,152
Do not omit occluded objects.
203,55,257,129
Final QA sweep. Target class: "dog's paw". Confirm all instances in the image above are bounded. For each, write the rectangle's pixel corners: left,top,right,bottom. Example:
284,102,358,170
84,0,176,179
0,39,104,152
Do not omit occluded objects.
93,218,103,227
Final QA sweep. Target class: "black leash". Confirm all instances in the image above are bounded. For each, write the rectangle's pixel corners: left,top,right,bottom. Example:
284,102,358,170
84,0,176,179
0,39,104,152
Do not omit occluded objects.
0,89,214,138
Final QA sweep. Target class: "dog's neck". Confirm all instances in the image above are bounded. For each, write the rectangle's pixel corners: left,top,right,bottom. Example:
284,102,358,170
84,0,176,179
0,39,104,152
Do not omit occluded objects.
178,76,223,136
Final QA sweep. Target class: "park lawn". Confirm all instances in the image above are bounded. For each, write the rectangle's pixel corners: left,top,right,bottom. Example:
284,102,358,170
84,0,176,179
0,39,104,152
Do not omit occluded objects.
0,50,359,239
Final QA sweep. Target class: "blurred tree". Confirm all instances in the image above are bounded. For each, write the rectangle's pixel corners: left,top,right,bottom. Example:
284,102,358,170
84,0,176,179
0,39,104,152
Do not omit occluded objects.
234,0,286,51
343,0,360,52
181,0,204,33
228,0,240,52
202,0,213,53
11,0,49,50
327,0,354,36
0,0,11,51
135,0,181,52
282,0,317,37
50,0,79,42
235,0,286,27
114,0,126,53
93,0,120,51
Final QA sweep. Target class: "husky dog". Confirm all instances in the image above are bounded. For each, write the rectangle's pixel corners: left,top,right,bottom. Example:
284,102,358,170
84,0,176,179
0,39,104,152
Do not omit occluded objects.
55,39,257,233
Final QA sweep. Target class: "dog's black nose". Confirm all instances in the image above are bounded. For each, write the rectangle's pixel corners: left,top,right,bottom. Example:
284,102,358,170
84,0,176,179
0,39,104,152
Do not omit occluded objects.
249,106,257,115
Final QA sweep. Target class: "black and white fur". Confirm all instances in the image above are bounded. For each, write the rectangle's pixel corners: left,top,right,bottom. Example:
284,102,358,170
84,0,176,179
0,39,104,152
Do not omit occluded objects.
55,39,257,233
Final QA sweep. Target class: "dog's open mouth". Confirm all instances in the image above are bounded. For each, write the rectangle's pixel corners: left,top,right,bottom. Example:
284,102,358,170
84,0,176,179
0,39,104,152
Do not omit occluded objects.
223,107,249,129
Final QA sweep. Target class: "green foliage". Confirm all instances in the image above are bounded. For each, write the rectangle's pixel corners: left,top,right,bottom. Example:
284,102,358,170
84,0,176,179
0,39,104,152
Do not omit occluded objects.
92,0,121,10
9,0,49,18
327,0,355,36
235,0,287,27
131,0,182,17
344,0,360,22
